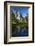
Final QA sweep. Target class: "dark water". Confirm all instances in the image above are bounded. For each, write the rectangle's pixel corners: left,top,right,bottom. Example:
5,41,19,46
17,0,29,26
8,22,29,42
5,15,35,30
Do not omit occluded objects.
12,26,28,37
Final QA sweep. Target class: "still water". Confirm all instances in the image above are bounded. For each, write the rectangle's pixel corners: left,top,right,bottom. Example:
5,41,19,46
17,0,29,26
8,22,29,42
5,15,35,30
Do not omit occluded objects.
12,26,28,37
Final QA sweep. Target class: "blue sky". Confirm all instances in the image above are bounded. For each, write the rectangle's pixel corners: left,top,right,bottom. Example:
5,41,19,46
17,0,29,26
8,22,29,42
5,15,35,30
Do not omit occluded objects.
10,7,29,17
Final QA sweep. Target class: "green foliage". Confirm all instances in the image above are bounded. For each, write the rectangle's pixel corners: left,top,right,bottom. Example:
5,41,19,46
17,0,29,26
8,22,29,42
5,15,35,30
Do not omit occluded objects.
10,12,28,28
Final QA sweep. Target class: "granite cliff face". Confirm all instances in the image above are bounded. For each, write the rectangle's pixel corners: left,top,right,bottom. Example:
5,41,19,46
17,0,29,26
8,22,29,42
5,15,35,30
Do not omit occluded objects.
11,10,28,22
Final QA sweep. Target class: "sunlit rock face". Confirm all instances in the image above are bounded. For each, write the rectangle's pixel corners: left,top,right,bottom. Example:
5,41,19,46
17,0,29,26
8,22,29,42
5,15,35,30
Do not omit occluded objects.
11,9,28,22
12,10,20,20
16,11,20,20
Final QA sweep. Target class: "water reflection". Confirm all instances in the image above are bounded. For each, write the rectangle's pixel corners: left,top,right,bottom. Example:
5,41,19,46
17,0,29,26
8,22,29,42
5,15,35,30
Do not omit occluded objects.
12,26,28,37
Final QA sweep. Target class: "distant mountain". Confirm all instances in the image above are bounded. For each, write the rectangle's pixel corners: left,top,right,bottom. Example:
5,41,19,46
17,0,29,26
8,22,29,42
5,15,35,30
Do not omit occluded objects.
11,10,28,22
